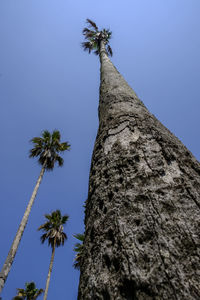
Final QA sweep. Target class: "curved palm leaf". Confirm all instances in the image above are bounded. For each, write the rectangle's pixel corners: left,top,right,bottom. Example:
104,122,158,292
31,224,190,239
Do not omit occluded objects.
86,19,98,31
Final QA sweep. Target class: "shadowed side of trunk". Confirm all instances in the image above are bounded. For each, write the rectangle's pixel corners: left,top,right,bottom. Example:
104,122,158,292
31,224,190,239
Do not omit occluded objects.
78,43,200,299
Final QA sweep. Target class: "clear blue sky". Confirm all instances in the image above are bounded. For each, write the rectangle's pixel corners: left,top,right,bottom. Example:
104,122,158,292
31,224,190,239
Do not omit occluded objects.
0,0,200,299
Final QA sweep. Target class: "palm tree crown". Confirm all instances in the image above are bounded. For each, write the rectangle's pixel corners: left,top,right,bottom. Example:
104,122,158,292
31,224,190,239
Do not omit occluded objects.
73,233,84,270
29,130,70,170
38,210,69,248
82,19,113,56
13,282,44,300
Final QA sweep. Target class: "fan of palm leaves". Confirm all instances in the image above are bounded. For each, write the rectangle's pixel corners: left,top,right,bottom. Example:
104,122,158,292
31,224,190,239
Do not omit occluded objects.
38,210,69,248
12,282,44,300
82,19,113,56
29,130,70,171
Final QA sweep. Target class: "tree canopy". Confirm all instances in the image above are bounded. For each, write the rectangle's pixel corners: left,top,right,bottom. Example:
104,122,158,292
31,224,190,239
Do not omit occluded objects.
82,19,113,56
29,130,70,171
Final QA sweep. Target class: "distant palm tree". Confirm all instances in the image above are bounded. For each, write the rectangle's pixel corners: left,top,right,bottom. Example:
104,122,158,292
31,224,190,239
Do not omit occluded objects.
38,210,69,300
0,130,70,293
12,281,44,300
82,19,113,57
73,233,84,270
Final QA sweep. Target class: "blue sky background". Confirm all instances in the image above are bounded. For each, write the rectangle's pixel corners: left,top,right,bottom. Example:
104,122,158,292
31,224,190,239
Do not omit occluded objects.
0,0,200,299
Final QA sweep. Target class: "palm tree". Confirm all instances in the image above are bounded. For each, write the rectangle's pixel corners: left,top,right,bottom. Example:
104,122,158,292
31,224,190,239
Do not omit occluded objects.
73,233,84,270
78,20,200,299
82,19,113,57
0,130,70,293
38,210,69,300
12,282,44,300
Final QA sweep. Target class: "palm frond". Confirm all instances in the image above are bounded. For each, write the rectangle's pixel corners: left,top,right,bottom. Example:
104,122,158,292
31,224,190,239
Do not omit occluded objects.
56,155,64,167
73,233,84,242
73,256,81,270
42,130,51,140
82,27,90,34
94,50,99,56
38,210,69,250
73,233,84,270
52,130,61,142
107,45,113,57
84,31,95,39
59,142,70,151
30,137,43,144
29,147,42,158
86,19,98,31
62,215,69,224
40,233,48,244
34,289,44,298
81,41,93,53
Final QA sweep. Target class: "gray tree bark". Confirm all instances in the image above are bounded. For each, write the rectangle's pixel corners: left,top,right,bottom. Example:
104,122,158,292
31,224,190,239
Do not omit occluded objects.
43,242,56,300
78,42,200,299
0,165,46,294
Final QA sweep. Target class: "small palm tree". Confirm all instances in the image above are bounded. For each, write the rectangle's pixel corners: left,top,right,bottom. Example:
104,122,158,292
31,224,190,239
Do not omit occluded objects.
38,210,69,300
73,234,84,270
13,282,44,300
0,130,70,293
82,19,113,57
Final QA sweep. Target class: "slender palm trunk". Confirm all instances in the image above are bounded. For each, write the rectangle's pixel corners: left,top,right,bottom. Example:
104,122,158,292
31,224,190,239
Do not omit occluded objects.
0,164,46,293
78,42,200,299
43,241,56,300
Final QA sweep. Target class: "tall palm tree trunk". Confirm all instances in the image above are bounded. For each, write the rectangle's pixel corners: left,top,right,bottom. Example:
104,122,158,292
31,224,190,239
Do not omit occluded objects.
43,242,56,300
0,164,46,294
78,42,200,299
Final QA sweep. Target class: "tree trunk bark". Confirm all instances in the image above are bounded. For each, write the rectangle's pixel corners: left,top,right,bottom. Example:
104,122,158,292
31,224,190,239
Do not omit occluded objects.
0,165,46,294
78,42,200,299
43,242,56,300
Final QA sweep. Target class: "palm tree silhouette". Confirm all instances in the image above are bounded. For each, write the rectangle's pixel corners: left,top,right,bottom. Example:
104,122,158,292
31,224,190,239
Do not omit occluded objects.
0,130,70,293
38,210,69,300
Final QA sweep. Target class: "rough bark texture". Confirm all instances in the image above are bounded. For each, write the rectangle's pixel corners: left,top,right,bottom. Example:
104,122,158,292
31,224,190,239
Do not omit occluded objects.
78,44,200,299
43,244,55,300
0,166,45,294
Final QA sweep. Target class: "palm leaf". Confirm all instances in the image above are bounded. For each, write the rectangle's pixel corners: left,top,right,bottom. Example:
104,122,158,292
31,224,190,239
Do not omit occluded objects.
94,50,99,56
55,155,64,167
59,142,70,151
52,130,61,142
86,19,98,31
107,45,113,57
82,41,93,53
73,233,84,242
73,233,84,270
82,27,90,34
